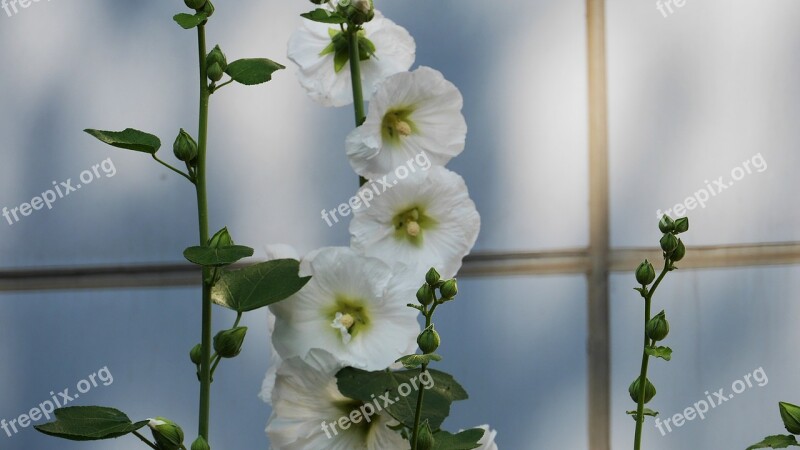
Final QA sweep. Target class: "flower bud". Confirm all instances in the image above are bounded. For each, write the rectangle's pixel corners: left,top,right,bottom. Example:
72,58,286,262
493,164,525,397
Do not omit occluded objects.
646,311,670,341
635,260,656,285
658,215,675,233
672,239,686,262
660,233,679,254
439,279,458,300
148,418,184,450
201,0,214,17
340,0,374,25
173,129,198,163
425,267,441,286
206,45,227,82
189,343,202,365
213,326,247,358
184,0,206,10
780,402,800,434
673,217,689,234
628,377,656,404
191,436,211,450
208,227,234,248
417,325,440,354
416,420,435,450
416,284,435,306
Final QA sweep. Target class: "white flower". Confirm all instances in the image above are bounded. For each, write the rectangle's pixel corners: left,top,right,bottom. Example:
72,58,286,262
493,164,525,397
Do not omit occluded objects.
269,247,419,370
350,166,480,279
287,11,415,107
258,311,281,405
266,349,408,450
346,67,467,179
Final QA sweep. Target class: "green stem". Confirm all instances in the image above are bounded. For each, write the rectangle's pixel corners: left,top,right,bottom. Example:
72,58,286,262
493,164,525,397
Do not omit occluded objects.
132,430,159,450
152,154,195,183
195,23,213,443
633,263,670,450
346,25,368,187
411,306,435,449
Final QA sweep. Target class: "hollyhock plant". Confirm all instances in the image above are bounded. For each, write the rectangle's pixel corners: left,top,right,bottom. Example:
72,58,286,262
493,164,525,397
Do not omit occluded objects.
287,10,415,107
346,66,468,179
350,166,481,279
269,246,419,370
266,349,408,449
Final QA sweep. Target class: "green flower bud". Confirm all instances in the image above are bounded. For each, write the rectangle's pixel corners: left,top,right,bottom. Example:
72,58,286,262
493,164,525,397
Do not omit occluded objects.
635,260,656,285
189,343,202,365
672,239,686,262
425,267,441,286
416,420,435,450
214,326,247,358
417,325,440,354
191,436,211,450
439,279,458,300
173,129,198,163
646,310,670,341
780,402,800,435
201,0,214,17
339,0,374,25
148,418,184,450
660,233,679,254
628,377,656,404
208,227,234,248
658,215,675,233
673,217,689,234
184,0,206,10
206,45,227,82
416,284,435,306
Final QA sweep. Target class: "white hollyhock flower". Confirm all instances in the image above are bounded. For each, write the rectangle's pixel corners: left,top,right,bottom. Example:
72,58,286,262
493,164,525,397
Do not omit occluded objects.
266,349,407,450
287,11,415,107
258,311,281,405
346,67,467,179
350,166,480,279
269,247,419,370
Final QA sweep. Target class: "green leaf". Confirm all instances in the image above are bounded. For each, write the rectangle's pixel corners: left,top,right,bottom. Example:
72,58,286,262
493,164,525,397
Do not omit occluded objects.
395,354,443,369
84,128,161,154
225,58,285,86
626,408,659,421
336,368,468,431
211,259,311,312
432,428,485,450
301,8,347,24
645,346,673,361
746,435,800,449
173,12,208,29
34,406,148,441
183,245,254,267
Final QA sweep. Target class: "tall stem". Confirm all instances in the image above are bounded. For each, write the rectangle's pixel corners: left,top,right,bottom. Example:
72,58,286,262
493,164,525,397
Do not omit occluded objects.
346,25,368,187
195,23,213,442
633,264,669,450
411,308,434,450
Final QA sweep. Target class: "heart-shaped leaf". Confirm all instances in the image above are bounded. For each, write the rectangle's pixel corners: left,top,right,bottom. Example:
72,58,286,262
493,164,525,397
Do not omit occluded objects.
211,259,310,312
183,245,254,267
84,128,161,154
173,12,208,29
34,406,148,441
225,59,285,86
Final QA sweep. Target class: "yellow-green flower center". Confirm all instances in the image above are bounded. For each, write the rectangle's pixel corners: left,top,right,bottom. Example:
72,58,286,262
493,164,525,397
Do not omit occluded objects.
382,109,416,143
325,296,371,341
393,207,435,246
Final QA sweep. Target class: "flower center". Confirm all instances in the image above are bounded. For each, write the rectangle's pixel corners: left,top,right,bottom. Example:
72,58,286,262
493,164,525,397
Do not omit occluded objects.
393,207,435,246
325,297,370,344
382,109,415,143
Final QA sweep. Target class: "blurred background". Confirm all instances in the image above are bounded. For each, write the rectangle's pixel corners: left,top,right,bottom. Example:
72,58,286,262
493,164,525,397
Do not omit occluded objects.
0,0,799,448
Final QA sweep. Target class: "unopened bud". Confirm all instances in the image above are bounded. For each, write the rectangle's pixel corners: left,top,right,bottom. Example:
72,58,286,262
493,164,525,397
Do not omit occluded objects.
148,418,184,450
635,260,656,285
173,129,198,163
628,377,656,404
673,217,689,234
658,215,675,233
184,0,206,10
439,279,458,300
417,325,440,354
206,45,227,81
425,268,441,286
780,402,800,435
208,227,234,248
201,0,215,17
660,233,679,254
189,343,202,365
213,326,247,358
191,436,211,450
416,284,435,306
646,311,670,341
672,239,686,262
416,420,435,450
